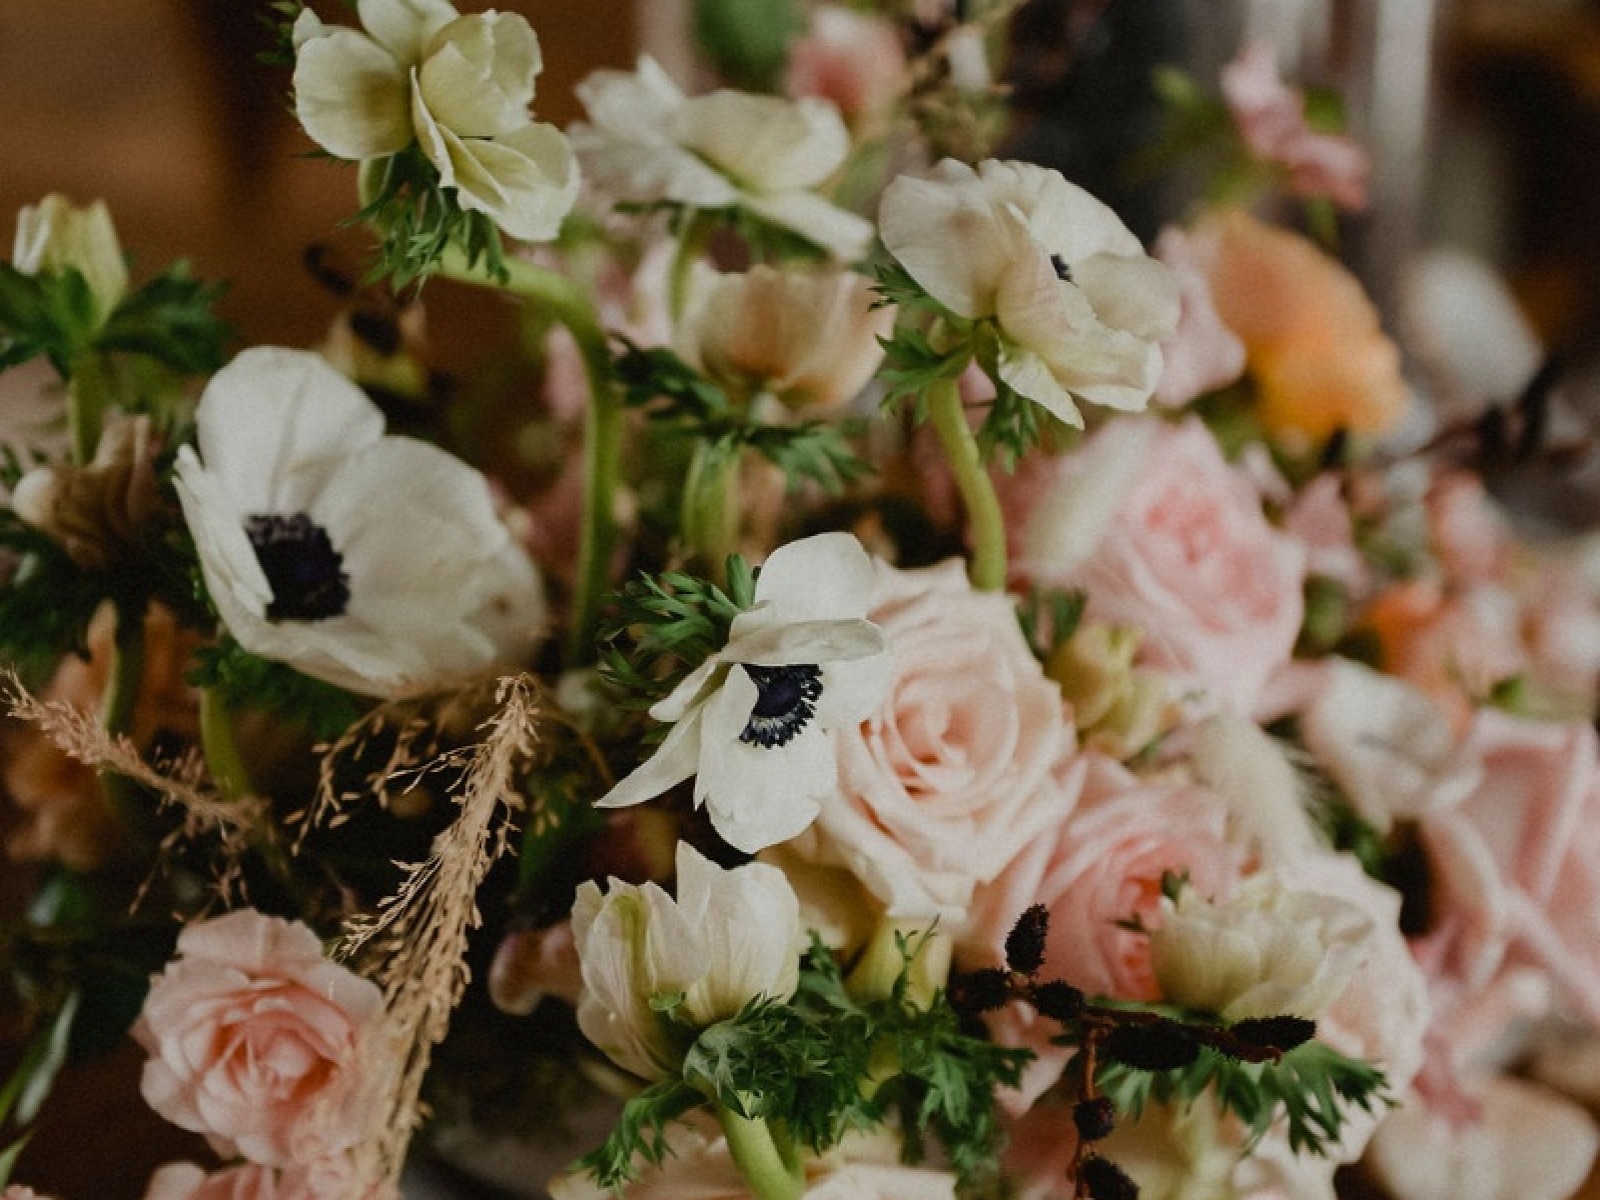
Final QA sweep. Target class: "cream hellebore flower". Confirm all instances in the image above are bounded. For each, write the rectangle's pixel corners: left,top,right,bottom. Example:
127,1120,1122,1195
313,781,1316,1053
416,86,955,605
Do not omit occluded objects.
292,0,578,242
569,56,874,262
572,842,804,1081
677,264,892,413
12,194,128,324
598,533,890,854
879,159,1179,427
174,346,546,698
1150,874,1374,1022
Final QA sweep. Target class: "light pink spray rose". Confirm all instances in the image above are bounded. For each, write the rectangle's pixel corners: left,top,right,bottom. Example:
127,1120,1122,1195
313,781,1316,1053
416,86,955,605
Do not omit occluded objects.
804,559,1079,926
1016,417,1305,714
142,1159,388,1200
960,754,1248,1108
1420,710,1600,1024
1220,41,1370,211
784,5,907,130
1150,226,1246,408
133,909,385,1168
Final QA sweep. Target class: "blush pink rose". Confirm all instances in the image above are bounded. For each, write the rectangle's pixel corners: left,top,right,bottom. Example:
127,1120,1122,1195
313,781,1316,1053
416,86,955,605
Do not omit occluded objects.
1427,471,1513,586
141,1160,387,1200
1015,418,1305,715
133,909,385,1168
785,6,907,129
1151,226,1246,408
1284,472,1369,595
960,754,1248,1108
1420,710,1600,1024
1221,41,1370,211
806,559,1080,926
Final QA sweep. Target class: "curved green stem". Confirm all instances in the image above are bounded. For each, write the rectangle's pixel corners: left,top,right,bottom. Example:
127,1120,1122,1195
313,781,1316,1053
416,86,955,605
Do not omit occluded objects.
715,1103,804,1200
198,688,255,802
97,601,148,840
435,248,621,665
668,211,715,324
927,376,1006,591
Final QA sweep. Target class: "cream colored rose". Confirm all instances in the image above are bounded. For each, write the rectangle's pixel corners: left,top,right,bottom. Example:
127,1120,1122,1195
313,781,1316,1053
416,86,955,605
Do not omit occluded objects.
1150,874,1374,1021
12,193,128,323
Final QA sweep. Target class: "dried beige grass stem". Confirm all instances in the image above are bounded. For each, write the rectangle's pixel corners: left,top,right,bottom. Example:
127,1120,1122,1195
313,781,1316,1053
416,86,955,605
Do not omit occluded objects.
335,674,547,1192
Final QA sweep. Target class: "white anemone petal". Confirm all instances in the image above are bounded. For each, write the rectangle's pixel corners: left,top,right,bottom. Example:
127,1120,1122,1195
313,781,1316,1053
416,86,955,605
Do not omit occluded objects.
596,703,707,811
293,29,412,161
742,190,874,263
356,0,458,65
417,12,540,139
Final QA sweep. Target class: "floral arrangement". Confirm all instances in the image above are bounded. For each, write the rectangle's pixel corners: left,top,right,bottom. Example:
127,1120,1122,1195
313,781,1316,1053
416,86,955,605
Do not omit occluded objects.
3,4,1600,1200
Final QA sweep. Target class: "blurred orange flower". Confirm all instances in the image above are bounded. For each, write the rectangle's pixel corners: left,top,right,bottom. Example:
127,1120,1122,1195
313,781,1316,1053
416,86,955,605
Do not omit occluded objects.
1198,209,1407,445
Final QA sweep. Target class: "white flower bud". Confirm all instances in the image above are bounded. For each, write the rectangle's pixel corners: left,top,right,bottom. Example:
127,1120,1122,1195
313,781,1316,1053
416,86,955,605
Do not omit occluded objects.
12,194,128,323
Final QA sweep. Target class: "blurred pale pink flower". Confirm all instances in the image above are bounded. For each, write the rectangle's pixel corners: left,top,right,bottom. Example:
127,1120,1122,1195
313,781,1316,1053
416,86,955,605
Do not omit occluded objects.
1150,225,1246,407
488,921,583,1015
2,1186,58,1200
1426,472,1514,586
785,6,906,129
1016,418,1305,715
1283,472,1368,594
134,909,385,1167
1220,41,1370,211
807,558,1080,926
142,1160,389,1200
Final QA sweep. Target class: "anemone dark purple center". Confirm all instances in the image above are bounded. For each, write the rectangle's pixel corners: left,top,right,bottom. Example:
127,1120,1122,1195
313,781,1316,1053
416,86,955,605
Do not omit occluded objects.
739,663,823,749
245,512,350,622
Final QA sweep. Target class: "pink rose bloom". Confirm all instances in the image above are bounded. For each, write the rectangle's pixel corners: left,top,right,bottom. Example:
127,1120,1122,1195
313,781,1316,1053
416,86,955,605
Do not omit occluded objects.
1220,41,1370,211
1420,711,1600,1024
1427,472,1513,586
1150,226,1246,408
142,1160,388,1200
785,6,906,129
806,559,1079,925
1525,565,1600,704
1016,418,1306,715
134,909,385,1168
1283,472,1369,595
961,754,1247,1108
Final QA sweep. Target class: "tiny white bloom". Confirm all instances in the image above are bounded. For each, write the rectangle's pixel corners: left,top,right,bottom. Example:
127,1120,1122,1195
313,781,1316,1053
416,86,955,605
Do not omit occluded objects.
569,56,874,262
571,842,804,1080
879,158,1179,427
174,346,546,697
12,194,128,324
1150,874,1374,1022
293,0,578,241
598,533,890,853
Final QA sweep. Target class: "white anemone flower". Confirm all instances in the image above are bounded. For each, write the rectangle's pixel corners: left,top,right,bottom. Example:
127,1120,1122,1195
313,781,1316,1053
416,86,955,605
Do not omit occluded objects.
174,347,546,698
12,194,128,325
569,56,874,262
572,842,804,1081
598,533,890,854
879,158,1180,427
292,0,577,242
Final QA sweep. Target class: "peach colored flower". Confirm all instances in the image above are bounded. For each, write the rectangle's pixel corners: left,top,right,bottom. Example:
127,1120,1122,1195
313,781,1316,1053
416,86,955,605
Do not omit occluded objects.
960,754,1247,1108
805,558,1080,926
784,5,907,129
1221,41,1370,211
133,909,385,1167
1016,417,1305,715
5,602,202,870
1198,209,1407,444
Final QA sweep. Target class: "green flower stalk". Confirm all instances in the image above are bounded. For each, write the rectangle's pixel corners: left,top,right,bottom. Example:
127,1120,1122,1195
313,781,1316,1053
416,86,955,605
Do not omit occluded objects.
926,376,1006,591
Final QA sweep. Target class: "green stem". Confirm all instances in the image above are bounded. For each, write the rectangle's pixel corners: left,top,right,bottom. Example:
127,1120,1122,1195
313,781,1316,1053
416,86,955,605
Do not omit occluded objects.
926,376,1006,591
668,211,715,323
198,688,255,801
65,356,111,466
681,440,741,581
435,248,620,665
97,601,148,840
715,1103,804,1200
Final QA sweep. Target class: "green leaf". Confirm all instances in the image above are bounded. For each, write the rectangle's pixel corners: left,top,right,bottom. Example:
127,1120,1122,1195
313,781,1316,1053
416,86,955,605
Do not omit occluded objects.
877,326,970,415
598,562,754,708
187,636,367,741
578,1079,705,1189
0,263,100,375
0,993,79,1129
97,263,232,376
354,146,510,291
